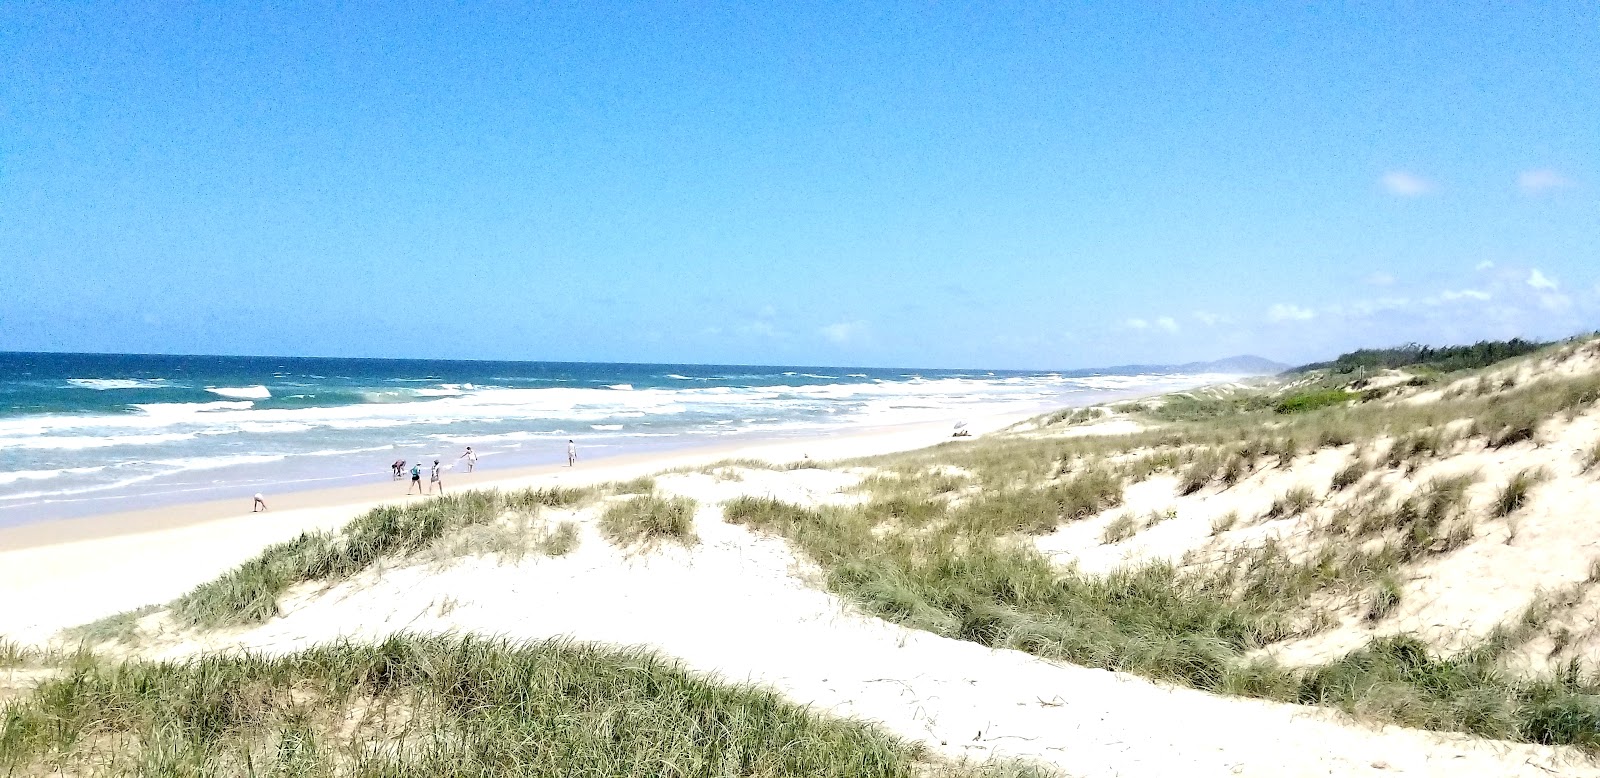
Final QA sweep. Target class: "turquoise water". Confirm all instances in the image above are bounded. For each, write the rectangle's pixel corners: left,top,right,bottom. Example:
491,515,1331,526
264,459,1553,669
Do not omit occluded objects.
0,352,1222,526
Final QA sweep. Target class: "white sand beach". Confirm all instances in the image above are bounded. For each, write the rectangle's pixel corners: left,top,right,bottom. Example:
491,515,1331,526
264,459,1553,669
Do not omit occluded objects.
6,397,1598,777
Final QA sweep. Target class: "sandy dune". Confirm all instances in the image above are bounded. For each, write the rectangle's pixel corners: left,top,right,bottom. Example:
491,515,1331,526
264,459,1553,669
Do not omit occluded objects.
5,399,1600,776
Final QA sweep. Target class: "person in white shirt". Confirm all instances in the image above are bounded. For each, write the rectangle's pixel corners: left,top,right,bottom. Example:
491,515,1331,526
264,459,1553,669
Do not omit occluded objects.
567,439,577,467
459,446,478,473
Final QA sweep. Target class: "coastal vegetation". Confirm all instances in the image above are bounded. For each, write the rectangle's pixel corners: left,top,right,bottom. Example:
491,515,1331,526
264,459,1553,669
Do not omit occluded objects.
0,634,1045,777
710,335,1600,748
599,493,698,547
173,487,598,628
6,334,1600,769
1294,338,1549,374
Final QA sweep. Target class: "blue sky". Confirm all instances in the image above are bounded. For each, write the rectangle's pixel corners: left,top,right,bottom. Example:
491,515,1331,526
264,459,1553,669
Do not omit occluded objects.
2,3,1596,369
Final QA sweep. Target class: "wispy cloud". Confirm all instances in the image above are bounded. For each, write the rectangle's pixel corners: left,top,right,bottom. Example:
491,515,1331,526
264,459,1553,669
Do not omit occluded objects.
1439,289,1491,302
1381,171,1434,197
1365,272,1396,286
1123,316,1179,333
1267,303,1315,322
1527,269,1559,290
738,320,781,338
1518,169,1574,194
818,320,867,345
1193,311,1231,326
1475,260,1495,271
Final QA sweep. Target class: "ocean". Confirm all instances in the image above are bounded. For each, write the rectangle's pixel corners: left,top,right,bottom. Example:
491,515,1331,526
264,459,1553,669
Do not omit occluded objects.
0,352,1227,526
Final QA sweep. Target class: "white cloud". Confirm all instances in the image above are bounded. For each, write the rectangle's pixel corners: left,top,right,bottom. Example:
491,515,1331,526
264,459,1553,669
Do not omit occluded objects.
819,320,867,344
1382,171,1434,197
1518,169,1574,194
1475,260,1495,271
1193,311,1230,326
1124,315,1180,333
1267,303,1315,322
1365,272,1396,286
738,320,780,338
1439,289,1491,302
1527,269,1559,290
757,305,777,318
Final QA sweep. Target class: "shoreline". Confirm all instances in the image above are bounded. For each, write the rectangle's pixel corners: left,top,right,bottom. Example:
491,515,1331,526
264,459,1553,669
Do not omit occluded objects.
0,411,1033,642
0,412,1027,554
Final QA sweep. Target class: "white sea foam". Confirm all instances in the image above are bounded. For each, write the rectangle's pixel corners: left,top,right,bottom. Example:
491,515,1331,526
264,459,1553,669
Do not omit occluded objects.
150,453,288,471
67,378,171,390
207,385,272,399
2,376,1188,443
1,370,1231,517
0,432,200,450
0,466,105,486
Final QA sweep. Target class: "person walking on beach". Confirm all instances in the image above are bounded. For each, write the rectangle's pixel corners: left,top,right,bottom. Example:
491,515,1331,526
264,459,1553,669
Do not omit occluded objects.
408,462,424,494
253,493,268,512
567,439,577,467
459,446,477,473
430,459,444,493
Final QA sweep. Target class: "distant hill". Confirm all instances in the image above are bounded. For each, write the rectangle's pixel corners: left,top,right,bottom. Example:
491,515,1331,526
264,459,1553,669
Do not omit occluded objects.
1091,355,1288,376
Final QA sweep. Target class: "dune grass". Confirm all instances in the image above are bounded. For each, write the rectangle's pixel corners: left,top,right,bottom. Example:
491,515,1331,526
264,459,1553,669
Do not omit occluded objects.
599,493,698,547
0,637,34,669
535,520,581,556
1581,442,1600,475
1493,469,1545,518
609,475,658,494
724,495,1295,691
174,489,592,628
0,633,1046,777
64,605,161,648
721,448,1600,751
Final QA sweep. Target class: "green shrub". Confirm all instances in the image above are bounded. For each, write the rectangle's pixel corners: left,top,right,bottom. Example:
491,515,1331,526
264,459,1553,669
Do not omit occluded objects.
1293,338,1547,374
1274,390,1353,414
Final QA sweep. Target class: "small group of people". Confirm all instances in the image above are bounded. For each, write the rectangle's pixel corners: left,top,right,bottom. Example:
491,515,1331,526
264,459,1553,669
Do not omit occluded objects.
394,440,579,497
404,459,445,494
256,439,584,514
